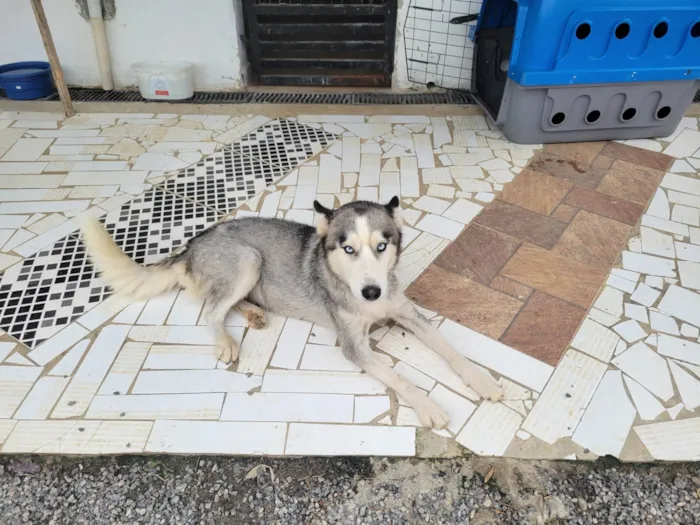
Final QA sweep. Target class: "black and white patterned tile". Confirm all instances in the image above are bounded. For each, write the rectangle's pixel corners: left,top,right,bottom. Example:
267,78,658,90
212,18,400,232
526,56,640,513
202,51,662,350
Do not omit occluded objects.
230,119,337,172
0,189,219,348
161,149,285,215
0,118,335,349
98,187,219,266
0,235,106,348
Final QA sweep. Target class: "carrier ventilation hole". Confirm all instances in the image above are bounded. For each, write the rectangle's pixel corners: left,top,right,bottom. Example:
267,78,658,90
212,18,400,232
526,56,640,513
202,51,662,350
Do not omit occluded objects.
692,22,700,38
551,112,566,125
576,23,591,39
622,108,637,121
426,82,436,89
657,106,672,119
586,110,601,123
615,22,631,39
654,21,668,38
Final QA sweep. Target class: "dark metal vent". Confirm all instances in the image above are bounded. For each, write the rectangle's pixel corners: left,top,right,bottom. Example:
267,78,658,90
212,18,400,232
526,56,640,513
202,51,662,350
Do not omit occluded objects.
0,87,476,105
243,0,397,87
695,90,700,103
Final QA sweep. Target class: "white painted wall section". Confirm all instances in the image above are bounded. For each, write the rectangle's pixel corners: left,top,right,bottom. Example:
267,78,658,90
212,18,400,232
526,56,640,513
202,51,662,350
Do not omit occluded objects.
0,0,247,90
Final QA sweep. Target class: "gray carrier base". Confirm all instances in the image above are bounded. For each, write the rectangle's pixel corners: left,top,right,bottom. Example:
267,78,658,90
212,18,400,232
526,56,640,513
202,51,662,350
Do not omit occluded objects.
488,78,699,145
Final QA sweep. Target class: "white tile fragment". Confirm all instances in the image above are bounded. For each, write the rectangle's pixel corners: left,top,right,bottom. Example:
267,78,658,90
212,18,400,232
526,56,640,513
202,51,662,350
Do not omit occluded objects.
640,227,675,258
631,283,661,307
442,199,483,224
613,319,648,343
606,274,636,294
593,287,624,317
146,420,286,454
0,366,44,418
354,396,391,423
27,323,89,366
221,392,353,423
623,376,665,421
680,323,700,338
521,350,607,444
571,319,620,361
300,344,361,372
658,285,700,328
634,419,700,460
668,361,700,410
622,251,676,277
612,342,674,401
286,423,415,456
678,260,700,290
572,371,636,457
645,276,665,289
415,214,464,240
270,318,313,369
457,403,522,456
52,325,130,418
649,311,679,335
86,393,224,420
429,384,476,434
132,369,261,394
13,376,70,420
587,308,620,327
438,321,553,392
261,370,385,394
646,189,670,219
657,333,700,366
3,420,153,454
624,303,649,324
394,362,436,391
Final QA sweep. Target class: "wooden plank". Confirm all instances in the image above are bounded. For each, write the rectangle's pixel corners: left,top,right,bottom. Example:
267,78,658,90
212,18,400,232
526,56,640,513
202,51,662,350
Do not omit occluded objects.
29,0,75,117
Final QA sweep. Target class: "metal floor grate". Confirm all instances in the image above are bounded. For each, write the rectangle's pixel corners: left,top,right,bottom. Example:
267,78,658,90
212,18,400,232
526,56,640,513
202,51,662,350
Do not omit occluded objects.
0,87,475,105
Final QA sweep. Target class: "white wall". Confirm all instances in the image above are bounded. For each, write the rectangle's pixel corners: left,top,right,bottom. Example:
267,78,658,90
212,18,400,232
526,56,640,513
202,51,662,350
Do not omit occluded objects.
0,0,247,91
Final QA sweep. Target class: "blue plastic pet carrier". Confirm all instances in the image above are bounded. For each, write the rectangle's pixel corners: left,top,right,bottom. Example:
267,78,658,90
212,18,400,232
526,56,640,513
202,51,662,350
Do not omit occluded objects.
471,0,700,144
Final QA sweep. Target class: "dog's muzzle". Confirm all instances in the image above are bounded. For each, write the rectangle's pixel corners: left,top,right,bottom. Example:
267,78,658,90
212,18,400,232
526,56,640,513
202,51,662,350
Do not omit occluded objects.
361,285,381,301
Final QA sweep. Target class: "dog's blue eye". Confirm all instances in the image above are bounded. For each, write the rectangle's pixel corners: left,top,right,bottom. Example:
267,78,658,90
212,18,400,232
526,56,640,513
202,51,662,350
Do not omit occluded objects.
377,243,387,252
343,246,354,254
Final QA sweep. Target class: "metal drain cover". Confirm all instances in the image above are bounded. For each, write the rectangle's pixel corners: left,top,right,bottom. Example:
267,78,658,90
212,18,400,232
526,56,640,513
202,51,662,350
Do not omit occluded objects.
0,87,476,105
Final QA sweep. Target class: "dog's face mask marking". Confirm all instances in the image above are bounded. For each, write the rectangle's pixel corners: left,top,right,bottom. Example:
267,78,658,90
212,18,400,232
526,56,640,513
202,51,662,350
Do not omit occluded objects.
314,197,402,304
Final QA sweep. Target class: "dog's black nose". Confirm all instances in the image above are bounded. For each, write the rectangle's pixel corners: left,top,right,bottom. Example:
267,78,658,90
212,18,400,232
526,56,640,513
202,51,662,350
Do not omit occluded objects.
362,286,381,301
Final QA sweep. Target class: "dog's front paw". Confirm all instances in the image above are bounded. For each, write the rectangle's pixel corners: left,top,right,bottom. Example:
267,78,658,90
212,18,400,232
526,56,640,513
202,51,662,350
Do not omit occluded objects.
414,398,450,429
470,372,503,402
451,360,503,402
215,336,239,364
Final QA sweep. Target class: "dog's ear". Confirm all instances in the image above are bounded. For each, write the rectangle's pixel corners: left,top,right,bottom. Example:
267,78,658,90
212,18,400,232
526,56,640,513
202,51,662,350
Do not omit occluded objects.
385,196,400,214
314,200,333,236
384,196,403,228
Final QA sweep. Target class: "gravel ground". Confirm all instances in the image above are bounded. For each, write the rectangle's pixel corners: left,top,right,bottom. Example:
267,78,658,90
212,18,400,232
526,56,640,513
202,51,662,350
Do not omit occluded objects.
1,455,699,525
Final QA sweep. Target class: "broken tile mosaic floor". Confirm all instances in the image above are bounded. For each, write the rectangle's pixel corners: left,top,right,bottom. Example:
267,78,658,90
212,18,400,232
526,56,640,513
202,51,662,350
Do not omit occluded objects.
0,108,699,460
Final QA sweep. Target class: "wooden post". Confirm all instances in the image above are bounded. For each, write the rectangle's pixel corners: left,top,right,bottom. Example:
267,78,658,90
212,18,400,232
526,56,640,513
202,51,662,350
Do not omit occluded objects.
29,0,75,117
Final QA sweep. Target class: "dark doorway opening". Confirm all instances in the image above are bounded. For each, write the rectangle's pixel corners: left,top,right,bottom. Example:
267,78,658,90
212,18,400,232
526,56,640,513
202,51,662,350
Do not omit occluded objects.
242,0,397,87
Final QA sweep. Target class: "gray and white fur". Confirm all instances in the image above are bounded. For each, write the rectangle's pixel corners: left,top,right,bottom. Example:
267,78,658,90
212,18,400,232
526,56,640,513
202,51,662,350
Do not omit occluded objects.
80,197,503,428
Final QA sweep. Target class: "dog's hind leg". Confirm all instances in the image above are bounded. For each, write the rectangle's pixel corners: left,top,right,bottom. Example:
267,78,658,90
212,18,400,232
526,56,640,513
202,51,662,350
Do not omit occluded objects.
391,298,503,402
335,313,449,429
236,300,266,329
205,251,261,364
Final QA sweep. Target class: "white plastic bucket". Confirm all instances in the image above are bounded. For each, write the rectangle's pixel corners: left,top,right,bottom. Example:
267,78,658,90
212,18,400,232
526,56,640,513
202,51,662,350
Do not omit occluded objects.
132,61,194,100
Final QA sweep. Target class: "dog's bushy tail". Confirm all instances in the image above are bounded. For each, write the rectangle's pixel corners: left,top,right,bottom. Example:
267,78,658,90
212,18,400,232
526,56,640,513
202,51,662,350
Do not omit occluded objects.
80,215,186,301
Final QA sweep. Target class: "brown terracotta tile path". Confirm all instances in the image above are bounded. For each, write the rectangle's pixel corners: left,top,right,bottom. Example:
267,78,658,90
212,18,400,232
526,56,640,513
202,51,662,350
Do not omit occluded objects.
406,140,674,367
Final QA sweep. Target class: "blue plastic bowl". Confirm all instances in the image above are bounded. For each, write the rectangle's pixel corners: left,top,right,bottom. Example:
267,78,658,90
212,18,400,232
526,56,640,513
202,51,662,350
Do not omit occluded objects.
0,61,56,100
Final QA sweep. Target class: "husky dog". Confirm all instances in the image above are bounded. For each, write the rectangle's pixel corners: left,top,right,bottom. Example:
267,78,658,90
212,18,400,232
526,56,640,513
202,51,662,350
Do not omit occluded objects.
80,197,503,428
